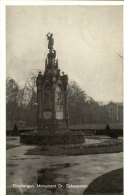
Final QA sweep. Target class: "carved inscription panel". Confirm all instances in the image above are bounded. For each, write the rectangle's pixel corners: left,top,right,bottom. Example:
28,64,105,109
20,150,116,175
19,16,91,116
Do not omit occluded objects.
43,111,52,119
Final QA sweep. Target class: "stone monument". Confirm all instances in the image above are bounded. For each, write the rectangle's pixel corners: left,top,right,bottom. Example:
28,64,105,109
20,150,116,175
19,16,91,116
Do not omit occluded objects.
36,33,69,134
20,33,85,145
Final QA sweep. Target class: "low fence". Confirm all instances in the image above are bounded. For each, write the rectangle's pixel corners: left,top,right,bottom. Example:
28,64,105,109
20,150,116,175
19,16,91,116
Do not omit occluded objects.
71,129,123,136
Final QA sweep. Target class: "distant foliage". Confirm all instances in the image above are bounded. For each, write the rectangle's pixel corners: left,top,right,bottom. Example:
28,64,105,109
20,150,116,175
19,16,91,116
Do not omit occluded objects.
68,81,108,124
6,72,118,127
6,70,39,127
6,78,19,104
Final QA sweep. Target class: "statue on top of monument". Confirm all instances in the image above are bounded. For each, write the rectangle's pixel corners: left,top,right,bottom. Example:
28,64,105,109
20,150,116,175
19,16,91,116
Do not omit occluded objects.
47,32,54,50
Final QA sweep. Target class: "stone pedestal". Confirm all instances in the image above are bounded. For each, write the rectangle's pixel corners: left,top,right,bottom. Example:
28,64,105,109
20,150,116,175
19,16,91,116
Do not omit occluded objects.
36,48,69,134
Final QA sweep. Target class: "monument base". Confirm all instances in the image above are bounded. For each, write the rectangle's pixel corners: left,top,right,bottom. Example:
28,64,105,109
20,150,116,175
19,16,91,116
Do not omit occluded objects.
20,131,85,145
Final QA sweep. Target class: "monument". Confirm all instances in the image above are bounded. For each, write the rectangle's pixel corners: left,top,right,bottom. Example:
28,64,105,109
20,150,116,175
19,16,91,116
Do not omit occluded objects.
36,32,69,134
20,33,85,145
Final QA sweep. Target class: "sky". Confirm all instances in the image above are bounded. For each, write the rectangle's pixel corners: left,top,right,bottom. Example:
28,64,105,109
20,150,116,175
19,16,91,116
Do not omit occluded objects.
6,6,123,103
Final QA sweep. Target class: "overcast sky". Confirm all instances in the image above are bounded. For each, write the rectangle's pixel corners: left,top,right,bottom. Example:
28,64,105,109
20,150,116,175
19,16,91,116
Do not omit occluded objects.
6,6,123,103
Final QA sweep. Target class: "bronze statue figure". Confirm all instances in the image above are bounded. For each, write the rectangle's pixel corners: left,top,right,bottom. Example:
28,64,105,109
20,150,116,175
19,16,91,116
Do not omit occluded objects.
46,32,54,50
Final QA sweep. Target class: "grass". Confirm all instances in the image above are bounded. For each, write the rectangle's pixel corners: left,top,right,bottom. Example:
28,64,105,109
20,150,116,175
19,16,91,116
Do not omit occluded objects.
83,168,123,195
24,142,123,156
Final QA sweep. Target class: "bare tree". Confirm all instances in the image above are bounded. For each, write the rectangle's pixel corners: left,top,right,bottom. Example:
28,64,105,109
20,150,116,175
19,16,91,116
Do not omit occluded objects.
6,78,20,126
19,69,42,106
117,53,123,59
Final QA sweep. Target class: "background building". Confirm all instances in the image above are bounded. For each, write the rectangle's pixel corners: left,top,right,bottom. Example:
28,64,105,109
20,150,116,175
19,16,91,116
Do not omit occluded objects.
106,102,123,122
